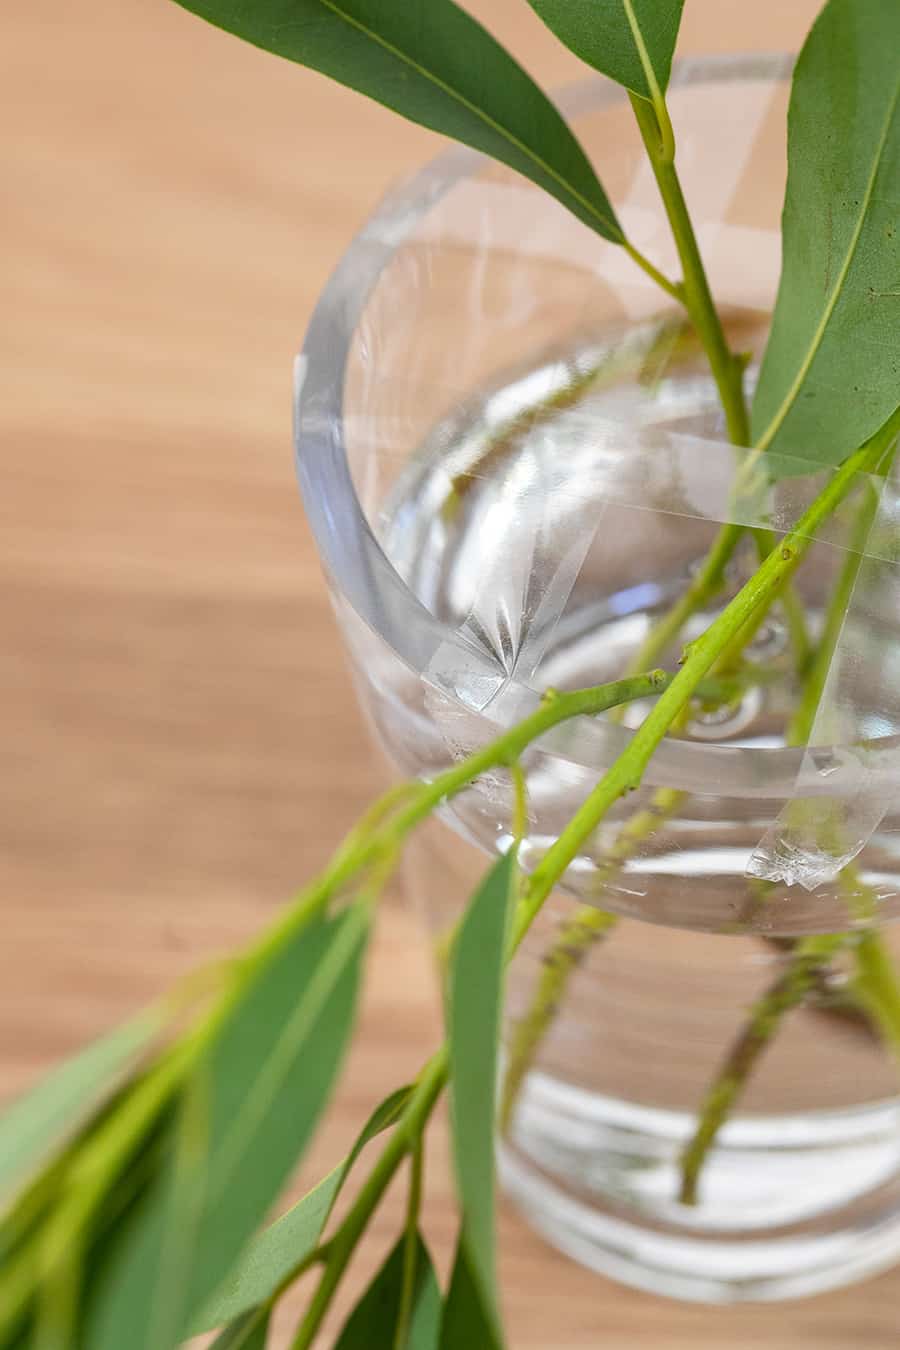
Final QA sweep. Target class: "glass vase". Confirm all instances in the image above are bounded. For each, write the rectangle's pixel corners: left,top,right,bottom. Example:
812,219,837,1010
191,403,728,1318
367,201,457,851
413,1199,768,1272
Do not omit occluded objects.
293,55,900,1302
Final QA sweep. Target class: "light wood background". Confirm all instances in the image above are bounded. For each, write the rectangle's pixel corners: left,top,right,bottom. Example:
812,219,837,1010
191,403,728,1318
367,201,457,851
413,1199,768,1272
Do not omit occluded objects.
4,1,896,1345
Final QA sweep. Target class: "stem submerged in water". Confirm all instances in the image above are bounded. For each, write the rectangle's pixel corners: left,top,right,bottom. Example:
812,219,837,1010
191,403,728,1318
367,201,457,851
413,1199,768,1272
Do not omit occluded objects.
500,786,683,1132
679,934,848,1206
629,94,749,448
679,446,900,1202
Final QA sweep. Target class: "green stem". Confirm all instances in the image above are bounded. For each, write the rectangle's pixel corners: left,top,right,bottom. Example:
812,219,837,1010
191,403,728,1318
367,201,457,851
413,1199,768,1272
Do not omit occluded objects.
441,322,694,524
289,1052,447,1350
679,934,848,1205
629,94,749,447
773,562,814,675
620,97,810,681
762,936,879,1040
616,86,752,680
242,670,695,982
393,1141,425,1350
499,786,683,1132
622,240,683,300
510,759,528,846
853,932,900,1060
622,522,744,677
788,475,881,746
621,0,675,164
500,906,617,1133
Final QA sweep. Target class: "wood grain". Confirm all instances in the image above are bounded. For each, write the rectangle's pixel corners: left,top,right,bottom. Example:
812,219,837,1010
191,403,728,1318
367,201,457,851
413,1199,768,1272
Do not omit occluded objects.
3,0,895,1344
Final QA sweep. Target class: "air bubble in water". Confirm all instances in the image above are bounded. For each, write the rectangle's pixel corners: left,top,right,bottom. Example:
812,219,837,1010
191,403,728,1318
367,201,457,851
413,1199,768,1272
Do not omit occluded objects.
745,614,788,663
686,685,764,741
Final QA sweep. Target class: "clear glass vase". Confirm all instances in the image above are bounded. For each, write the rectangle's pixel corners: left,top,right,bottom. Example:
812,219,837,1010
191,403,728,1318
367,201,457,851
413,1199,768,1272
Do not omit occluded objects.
294,55,900,1302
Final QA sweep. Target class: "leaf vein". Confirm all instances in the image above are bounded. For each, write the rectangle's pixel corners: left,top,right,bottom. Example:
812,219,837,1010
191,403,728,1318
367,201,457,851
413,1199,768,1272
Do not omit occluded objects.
317,0,623,241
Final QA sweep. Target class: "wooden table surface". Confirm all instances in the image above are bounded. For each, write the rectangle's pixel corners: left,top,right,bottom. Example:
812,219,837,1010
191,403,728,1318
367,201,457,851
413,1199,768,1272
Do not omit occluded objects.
4,1,896,1345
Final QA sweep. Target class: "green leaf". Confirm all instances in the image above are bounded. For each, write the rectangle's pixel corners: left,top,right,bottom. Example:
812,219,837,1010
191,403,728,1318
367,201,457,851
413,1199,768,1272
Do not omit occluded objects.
446,851,517,1343
195,1085,413,1332
208,1306,271,1350
172,0,622,242
527,0,685,98
81,903,369,1350
439,1238,501,1350
333,1232,441,1350
752,0,900,470
0,1011,159,1206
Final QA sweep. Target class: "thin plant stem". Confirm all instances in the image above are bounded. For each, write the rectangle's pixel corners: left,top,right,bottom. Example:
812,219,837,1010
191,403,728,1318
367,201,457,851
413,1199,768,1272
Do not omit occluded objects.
289,1052,448,1350
853,931,900,1061
622,521,745,677
633,90,810,670
619,94,812,683
243,669,702,982
629,94,749,447
441,315,697,525
499,786,683,1132
393,1140,425,1350
510,760,528,846
621,2,675,164
622,240,682,300
679,933,848,1205
774,563,814,674
788,475,881,746
500,905,617,1134
762,936,879,1041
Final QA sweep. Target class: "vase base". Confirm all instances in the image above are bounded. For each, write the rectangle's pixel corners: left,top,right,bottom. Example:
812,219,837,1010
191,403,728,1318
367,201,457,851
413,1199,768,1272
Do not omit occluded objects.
499,1071,900,1304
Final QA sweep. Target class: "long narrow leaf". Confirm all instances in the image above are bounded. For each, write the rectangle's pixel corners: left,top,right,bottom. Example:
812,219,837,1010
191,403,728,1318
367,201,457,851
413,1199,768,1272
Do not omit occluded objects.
80,904,369,1350
527,0,685,98
172,0,622,242
752,0,900,470
447,851,517,1342
439,1237,501,1350
332,1233,441,1350
195,1085,413,1332
0,1011,159,1205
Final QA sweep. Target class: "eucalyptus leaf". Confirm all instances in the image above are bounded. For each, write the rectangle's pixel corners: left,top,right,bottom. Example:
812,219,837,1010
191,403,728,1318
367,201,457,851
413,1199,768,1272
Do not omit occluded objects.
172,0,622,242
332,1232,441,1350
527,0,685,99
447,851,517,1342
438,1237,501,1350
196,1085,413,1332
752,0,900,470
208,1305,271,1349
0,1010,159,1206
81,903,369,1350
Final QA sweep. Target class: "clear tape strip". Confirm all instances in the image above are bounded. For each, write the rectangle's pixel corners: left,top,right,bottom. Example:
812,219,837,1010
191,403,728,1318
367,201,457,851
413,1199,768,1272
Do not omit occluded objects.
747,458,900,889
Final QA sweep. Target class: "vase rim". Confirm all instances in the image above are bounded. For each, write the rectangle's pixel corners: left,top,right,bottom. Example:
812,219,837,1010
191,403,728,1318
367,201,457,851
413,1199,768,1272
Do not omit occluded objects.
291,52,872,801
